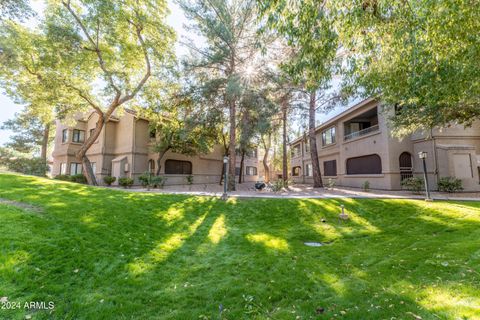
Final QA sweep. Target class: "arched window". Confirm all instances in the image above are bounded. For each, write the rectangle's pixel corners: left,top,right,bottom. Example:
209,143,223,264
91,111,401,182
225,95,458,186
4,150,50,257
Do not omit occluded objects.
165,160,192,175
292,166,301,176
399,152,413,181
346,154,382,175
148,159,155,173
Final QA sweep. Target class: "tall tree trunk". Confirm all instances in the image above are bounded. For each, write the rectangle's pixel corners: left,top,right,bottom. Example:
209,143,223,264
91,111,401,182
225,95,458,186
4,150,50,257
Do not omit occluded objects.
76,112,105,185
219,135,228,185
238,150,245,184
309,90,323,188
282,99,288,186
228,99,236,191
40,122,51,173
156,147,170,176
261,133,271,183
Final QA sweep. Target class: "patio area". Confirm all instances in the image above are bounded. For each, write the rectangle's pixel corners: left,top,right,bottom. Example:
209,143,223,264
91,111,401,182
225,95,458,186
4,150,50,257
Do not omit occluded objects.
113,183,480,201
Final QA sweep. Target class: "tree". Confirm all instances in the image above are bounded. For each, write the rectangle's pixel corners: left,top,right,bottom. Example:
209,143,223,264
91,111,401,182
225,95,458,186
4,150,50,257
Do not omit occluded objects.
333,0,480,135
140,81,222,175
179,0,266,191
1,108,53,168
0,0,175,185
0,0,32,20
260,0,341,188
236,88,277,183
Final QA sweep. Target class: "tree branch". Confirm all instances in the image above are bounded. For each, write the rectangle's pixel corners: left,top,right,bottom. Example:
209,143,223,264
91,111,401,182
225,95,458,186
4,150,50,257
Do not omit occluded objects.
61,0,121,96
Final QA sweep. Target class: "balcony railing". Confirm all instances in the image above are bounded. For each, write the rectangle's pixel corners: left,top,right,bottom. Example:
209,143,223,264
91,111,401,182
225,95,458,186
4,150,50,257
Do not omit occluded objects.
344,124,379,141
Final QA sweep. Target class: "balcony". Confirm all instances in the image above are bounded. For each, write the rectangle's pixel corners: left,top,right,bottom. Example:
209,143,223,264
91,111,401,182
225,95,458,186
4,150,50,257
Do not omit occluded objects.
344,124,379,141
343,107,379,141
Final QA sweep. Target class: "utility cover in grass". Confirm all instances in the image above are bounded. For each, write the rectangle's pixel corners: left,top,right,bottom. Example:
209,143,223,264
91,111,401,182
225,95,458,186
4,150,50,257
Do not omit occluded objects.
304,242,325,247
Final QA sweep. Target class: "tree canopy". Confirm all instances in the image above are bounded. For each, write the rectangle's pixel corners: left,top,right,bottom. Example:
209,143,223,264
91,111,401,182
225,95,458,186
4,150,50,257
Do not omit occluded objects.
335,0,480,134
0,0,176,184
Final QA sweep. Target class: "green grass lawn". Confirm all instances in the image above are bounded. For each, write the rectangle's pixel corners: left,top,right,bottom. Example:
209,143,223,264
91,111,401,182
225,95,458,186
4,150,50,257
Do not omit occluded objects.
0,173,479,319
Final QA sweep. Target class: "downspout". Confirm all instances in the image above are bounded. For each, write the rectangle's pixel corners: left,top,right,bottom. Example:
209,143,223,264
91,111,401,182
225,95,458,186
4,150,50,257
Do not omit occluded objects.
132,118,136,180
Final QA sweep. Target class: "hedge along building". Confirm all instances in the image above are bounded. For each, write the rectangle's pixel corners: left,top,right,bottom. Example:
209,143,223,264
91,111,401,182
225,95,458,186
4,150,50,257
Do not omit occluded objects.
290,98,480,191
51,109,263,185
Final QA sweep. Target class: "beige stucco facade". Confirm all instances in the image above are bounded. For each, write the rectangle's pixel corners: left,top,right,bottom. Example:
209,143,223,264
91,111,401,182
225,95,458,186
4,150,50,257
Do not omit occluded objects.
290,98,480,191
51,110,262,185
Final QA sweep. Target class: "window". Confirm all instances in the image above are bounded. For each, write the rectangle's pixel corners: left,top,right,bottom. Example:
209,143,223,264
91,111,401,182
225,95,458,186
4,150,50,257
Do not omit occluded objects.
247,149,258,158
291,145,301,157
165,160,192,174
60,163,67,175
91,162,96,174
89,128,95,137
346,154,382,175
70,163,83,175
72,129,85,143
292,166,301,176
322,127,336,146
306,164,313,177
62,129,68,143
305,141,310,153
246,166,257,176
323,160,337,176
148,159,155,173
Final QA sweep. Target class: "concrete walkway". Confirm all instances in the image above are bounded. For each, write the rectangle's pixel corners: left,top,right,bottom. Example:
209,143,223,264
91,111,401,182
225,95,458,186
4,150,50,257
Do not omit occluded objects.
113,183,480,201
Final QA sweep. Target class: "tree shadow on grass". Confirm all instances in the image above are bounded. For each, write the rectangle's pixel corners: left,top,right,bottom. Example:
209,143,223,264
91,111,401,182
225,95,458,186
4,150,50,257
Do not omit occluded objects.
0,174,479,319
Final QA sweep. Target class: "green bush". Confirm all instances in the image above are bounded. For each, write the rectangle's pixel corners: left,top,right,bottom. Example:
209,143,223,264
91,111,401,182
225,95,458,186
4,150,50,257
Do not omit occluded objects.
103,176,116,186
0,148,48,176
70,174,87,184
151,175,167,188
271,179,289,192
362,180,370,192
438,177,463,193
118,177,134,188
54,174,87,184
138,172,167,189
54,174,71,181
138,172,152,187
401,177,424,194
186,175,194,185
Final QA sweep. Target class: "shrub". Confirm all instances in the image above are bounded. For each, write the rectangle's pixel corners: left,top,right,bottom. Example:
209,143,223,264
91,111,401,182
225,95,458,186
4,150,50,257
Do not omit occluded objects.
362,180,370,192
151,176,167,188
138,172,167,189
138,172,153,188
401,177,424,194
438,177,463,193
118,177,134,188
0,148,48,176
186,175,194,185
70,174,87,184
325,178,336,190
103,176,116,186
271,179,288,192
54,174,87,184
54,174,71,181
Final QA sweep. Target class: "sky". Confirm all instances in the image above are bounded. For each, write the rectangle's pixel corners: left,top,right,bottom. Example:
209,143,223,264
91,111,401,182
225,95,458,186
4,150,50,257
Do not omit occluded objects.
0,0,349,146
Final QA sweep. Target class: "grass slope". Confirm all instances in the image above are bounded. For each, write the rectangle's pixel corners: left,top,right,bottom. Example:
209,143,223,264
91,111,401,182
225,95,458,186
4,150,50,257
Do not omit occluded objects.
0,173,479,319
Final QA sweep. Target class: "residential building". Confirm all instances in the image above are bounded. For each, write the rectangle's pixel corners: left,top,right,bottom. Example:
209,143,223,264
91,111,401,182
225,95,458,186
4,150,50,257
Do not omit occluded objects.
51,110,262,185
290,98,480,191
